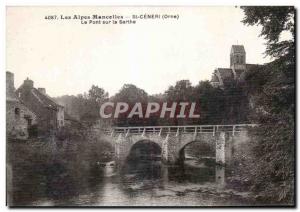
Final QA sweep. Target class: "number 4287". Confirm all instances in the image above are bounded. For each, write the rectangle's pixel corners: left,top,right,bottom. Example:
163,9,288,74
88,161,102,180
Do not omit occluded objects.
45,15,57,20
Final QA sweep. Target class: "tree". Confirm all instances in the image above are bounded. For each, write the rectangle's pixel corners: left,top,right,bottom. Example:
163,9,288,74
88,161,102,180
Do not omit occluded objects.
193,81,225,124
113,84,148,103
242,6,294,59
88,85,109,103
55,85,109,125
241,6,295,203
165,80,193,101
111,84,149,126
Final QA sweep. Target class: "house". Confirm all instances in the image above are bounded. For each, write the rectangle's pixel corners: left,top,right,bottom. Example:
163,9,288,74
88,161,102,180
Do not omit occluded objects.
6,72,37,140
211,45,260,88
16,77,64,134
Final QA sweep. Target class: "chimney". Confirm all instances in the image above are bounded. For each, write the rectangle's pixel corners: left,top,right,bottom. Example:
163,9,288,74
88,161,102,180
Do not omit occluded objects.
24,77,34,88
6,71,15,99
38,88,46,94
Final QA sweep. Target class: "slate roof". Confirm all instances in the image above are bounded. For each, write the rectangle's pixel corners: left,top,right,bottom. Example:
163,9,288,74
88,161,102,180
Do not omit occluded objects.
30,88,63,109
231,45,245,53
16,84,63,111
211,73,219,82
234,69,244,79
246,64,261,70
217,68,234,82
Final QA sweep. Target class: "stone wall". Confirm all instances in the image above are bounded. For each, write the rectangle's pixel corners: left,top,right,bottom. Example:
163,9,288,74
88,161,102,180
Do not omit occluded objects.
6,100,37,140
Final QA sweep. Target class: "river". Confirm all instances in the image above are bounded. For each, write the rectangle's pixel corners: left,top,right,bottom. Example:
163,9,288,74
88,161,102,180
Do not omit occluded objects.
9,151,257,207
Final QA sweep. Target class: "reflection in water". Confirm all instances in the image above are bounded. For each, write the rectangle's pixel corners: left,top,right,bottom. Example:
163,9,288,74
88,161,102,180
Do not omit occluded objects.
10,141,247,206
216,165,225,186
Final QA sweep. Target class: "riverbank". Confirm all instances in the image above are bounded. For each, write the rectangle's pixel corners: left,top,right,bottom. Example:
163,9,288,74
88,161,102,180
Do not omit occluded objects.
7,135,285,207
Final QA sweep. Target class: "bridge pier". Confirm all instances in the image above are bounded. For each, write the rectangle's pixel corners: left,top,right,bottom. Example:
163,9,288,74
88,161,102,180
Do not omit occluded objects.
216,132,226,165
225,135,234,165
161,134,169,163
215,132,235,165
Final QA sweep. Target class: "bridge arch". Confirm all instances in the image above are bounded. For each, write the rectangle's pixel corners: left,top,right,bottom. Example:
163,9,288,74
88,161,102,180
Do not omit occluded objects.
129,135,163,149
177,133,216,154
177,139,216,164
126,139,162,161
114,134,164,165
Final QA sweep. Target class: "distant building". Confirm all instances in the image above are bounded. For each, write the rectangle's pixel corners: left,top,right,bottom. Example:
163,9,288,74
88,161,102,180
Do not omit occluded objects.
211,45,260,88
16,78,64,134
6,72,37,140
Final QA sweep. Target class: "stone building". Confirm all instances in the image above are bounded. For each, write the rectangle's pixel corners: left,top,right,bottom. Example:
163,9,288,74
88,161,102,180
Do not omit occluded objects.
16,78,64,134
211,45,260,88
6,72,37,140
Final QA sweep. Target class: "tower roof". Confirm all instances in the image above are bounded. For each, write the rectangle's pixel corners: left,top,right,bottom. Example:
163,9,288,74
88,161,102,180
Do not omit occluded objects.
231,45,245,53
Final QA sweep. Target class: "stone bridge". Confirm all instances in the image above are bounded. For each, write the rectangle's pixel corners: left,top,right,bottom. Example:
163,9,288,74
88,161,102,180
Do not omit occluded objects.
99,124,256,166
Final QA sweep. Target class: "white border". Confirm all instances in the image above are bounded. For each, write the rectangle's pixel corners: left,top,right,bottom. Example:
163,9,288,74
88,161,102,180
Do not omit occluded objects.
1,0,299,211
3,0,300,6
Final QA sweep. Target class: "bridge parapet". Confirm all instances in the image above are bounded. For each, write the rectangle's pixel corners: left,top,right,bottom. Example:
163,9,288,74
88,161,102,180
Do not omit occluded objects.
101,124,257,137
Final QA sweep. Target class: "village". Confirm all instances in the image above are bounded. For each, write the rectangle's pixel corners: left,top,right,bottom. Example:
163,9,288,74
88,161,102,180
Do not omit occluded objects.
6,44,259,141
6,44,252,141
6,71,78,141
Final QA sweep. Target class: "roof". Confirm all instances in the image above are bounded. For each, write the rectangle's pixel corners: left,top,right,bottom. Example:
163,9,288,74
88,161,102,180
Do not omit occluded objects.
231,45,245,53
234,69,244,79
31,88,63,109
217,68,234,82
246,64,261,70
211,73,219,82
16,83,63,110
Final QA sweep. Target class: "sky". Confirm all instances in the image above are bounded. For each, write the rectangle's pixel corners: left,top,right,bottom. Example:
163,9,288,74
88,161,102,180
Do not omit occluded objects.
6,6,272,97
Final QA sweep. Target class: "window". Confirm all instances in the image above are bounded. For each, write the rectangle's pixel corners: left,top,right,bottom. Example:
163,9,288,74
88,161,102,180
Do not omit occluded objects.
235,55,239,63
27,118,32,126
15,108,20,116
24,115,32,126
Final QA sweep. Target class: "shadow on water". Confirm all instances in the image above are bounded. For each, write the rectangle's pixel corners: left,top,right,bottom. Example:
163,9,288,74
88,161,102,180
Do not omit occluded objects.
120,139,224,190
9,140,227,206
122,140,162,179
120,140,163,192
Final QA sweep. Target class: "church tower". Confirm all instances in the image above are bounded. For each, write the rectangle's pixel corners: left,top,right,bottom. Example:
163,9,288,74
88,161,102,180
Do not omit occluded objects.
230,45,246,78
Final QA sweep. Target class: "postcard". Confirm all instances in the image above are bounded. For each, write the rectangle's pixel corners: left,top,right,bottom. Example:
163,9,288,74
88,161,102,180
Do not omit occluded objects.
6,6,295,207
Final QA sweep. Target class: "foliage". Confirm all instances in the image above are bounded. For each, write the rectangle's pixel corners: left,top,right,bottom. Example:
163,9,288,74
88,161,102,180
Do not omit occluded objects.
112,84,148,103
241,6,294,58
88,85,109,103
239,6,295,204
193,81,226,124
165,80,194,101
55,79,248,127
111,84,149,126
55,85,109,124
7,128,114,203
